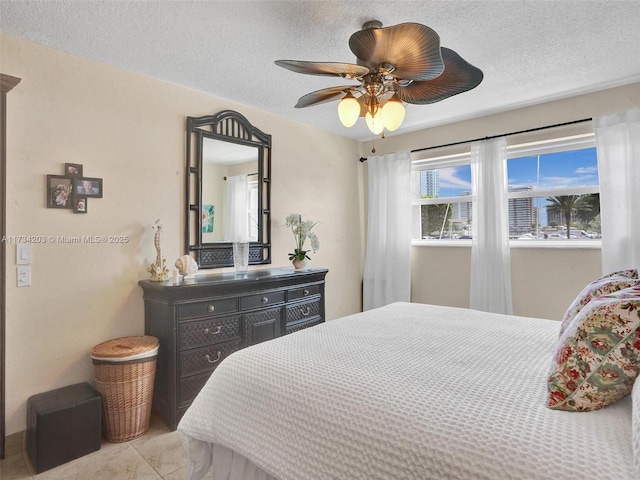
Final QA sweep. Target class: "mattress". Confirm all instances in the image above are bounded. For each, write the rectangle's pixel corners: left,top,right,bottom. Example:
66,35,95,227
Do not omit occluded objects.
178,302,636,480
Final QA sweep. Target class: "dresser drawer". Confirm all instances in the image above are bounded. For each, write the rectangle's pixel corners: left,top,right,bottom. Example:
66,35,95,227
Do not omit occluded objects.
179,339,241,377
244,307,282,346
287,284,321,301
240,291,285,310
286,318,323,335
286,298,321,325
178,372,211,406
179,315,241,349
178,298,238,320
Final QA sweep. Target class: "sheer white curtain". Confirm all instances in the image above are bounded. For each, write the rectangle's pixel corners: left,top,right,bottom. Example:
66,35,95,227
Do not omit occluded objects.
594,108,640,274
470,137,513,315
363,151,412,311
224,174,249,242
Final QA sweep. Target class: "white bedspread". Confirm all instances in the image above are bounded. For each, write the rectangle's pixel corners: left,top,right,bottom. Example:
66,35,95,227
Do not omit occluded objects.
178,302,636,480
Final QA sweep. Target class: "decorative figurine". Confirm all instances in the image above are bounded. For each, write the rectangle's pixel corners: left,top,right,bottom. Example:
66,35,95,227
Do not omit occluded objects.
147,219,169,281
175,254,198,277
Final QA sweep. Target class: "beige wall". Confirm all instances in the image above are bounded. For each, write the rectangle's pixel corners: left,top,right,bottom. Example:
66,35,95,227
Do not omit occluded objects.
411,245,602,320
510,247,601,319
1,35,364,434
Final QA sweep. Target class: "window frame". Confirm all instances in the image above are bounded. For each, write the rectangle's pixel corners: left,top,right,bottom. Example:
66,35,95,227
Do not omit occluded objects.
411,153,474,242
411,133,601,248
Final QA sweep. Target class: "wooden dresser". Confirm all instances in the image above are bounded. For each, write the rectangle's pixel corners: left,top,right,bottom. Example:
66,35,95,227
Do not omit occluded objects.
139,267,328,430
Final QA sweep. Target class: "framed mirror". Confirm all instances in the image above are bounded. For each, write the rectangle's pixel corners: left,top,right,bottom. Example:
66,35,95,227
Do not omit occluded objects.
185,110,271,268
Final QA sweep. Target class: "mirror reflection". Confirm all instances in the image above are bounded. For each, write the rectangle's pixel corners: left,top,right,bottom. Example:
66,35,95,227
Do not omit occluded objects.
202,138,259,243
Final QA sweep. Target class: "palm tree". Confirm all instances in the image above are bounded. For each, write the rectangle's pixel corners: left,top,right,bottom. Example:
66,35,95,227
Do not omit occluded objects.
546,195,592,239
421,203,453,238
576,193,600,225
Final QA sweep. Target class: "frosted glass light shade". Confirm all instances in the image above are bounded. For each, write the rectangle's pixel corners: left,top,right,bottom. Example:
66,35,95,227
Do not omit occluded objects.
338,93,360,127
382,96,406,131
365,112,384,134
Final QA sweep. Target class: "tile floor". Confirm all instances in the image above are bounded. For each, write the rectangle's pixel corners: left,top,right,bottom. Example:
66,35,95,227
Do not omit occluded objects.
0,414,190,480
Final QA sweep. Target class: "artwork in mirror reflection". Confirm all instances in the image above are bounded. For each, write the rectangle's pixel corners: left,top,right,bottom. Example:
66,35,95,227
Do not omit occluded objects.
202,137,259,243
202,204,214,233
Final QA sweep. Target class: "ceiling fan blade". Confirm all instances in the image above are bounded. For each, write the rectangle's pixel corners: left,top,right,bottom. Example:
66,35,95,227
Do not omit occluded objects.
294,86,354,108
349,22,444,81
396,48,483,104
275,60,369,79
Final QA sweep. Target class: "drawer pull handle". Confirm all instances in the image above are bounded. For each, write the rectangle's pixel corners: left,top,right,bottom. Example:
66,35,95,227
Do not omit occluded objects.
303,289,309,296
205,351,222,364
207,305,215,313
301,306,310,316
204,326,222,335
262,296,269,304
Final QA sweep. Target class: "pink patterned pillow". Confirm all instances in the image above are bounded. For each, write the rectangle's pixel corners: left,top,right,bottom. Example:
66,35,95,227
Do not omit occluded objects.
558,269,638,337
547,284,640,411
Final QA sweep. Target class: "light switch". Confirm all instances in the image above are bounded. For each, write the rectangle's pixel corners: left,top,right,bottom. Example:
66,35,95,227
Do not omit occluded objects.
17,266,31,287
16,243,32,264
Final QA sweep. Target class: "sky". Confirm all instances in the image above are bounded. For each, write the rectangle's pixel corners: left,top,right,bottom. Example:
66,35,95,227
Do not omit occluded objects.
433,147,598,197
423,147,599,228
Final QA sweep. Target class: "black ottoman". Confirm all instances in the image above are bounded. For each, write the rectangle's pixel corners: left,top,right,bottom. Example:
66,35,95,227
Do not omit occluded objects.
26,382,102,473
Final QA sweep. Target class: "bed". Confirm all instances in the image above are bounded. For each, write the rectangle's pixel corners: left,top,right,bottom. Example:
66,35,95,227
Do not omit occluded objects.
177,301,639,480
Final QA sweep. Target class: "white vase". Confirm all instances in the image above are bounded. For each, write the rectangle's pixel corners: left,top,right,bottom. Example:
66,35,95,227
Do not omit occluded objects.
292,258,307,271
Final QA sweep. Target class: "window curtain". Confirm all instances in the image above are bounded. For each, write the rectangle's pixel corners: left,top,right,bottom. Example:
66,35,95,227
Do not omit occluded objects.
224,174,249,242
594,108,640,274
470,137,513,315
363,151,412,311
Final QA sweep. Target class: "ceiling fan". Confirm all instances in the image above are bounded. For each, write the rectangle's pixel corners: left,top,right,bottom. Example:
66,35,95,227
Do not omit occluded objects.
275,20,483,135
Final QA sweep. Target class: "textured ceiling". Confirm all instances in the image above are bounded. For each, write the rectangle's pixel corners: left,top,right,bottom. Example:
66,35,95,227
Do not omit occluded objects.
2,0,640,141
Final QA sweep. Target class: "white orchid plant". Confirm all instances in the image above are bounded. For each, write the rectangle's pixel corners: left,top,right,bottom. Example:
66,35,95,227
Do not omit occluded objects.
285,213,320,262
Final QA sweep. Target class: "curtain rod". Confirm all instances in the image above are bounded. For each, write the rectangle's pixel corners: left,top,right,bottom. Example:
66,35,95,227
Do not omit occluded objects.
358,117,592,162
224,172,258,180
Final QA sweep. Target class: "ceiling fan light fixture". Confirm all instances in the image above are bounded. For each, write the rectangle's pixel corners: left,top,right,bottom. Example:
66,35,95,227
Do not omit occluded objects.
365,111,384,135
338,91,360,127
275,19,483,136
381,94,405,131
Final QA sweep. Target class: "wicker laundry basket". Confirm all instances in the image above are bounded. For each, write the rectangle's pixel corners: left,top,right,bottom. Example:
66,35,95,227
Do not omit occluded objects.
91,335,159,442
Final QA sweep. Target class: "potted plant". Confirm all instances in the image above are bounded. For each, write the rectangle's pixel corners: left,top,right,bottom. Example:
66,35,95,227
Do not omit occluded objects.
285,214,319,270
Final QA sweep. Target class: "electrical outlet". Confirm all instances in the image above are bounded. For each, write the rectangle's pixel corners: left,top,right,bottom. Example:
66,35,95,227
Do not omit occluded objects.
17,266,31,287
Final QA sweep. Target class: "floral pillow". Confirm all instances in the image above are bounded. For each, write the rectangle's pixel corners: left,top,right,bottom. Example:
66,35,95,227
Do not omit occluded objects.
558,269,638,337
632,378,640,477
548,284,640,411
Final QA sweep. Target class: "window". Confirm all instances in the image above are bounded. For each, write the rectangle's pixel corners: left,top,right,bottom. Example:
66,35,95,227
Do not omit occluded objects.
411,134,601,244
411,155,472,240
507,134,599,241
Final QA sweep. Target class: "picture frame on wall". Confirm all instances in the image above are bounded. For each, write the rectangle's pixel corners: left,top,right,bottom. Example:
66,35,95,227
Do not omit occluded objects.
73,177,103,198
64,163,83,177
46,175,74,209
73,196,88,214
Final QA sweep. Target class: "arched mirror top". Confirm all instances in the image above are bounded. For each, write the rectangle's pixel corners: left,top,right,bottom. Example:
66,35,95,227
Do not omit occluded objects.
185,110,271,268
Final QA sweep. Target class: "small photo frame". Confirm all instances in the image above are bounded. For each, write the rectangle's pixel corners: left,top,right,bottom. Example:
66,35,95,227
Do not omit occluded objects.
47,175,74,209
74,177,103,198
74,196,88,214
64,163,83,177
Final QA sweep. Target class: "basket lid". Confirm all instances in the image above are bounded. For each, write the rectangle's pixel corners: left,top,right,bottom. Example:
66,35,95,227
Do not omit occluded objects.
91,335,158,361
